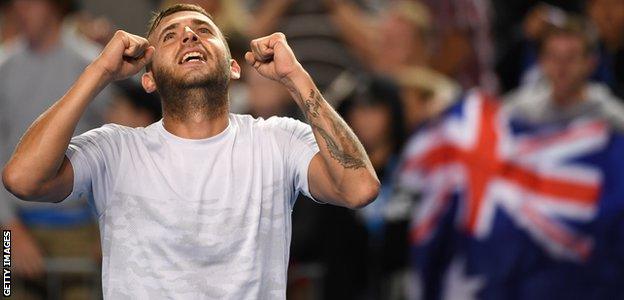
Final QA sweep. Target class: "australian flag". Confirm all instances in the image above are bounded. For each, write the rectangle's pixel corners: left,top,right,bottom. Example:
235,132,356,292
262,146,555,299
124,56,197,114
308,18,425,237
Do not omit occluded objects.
397,91,624,299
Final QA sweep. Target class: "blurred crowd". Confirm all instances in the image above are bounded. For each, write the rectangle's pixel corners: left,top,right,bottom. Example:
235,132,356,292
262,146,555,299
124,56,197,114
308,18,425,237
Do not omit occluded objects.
0,0,623,299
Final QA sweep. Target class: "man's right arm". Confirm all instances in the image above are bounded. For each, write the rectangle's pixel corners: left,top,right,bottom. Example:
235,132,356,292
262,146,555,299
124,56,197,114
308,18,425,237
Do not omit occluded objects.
1,30,153,203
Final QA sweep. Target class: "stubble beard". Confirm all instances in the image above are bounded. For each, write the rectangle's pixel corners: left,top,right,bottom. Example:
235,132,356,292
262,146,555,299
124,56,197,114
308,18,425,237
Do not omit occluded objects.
153,57,231,121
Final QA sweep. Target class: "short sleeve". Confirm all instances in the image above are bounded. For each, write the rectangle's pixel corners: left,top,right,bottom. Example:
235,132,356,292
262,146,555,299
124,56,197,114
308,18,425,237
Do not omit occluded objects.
266,117,320,201
64,124,123,216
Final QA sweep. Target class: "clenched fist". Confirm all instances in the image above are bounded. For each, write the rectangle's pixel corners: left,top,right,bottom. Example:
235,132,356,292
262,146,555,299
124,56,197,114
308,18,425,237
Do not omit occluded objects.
91,30,154,82
244,32,304,85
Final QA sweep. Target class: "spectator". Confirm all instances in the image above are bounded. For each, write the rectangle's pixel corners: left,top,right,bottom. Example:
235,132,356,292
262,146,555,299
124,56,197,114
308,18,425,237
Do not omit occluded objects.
339,75,410,299
0,0,109,297
513,10,623,99
505,18,624,130
397,19,624,299
492,0,585,92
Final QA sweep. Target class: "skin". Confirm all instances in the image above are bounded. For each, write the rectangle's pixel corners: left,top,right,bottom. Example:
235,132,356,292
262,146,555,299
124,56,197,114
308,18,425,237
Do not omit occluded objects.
1,11,379,213
142,12,237,138
540,34,596,107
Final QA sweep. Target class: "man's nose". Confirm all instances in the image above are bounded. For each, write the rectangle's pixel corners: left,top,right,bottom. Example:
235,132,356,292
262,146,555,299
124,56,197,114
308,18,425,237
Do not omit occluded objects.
182,26,198,43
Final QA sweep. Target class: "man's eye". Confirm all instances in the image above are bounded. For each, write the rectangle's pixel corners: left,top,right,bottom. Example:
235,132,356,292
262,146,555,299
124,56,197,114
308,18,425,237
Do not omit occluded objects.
163,32,175,41
198,28,211,34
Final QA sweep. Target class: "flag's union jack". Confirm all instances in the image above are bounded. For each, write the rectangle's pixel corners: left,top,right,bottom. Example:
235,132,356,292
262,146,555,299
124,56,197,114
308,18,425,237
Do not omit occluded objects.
400,91,607,261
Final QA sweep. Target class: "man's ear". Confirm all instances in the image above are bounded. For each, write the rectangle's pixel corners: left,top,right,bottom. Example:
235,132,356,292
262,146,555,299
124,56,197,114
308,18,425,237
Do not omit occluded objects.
142,71,157,93
230,59,241,80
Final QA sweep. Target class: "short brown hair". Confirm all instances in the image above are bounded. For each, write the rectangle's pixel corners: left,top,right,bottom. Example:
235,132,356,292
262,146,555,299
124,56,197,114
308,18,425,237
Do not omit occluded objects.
146,4,213,38
539,16,598,56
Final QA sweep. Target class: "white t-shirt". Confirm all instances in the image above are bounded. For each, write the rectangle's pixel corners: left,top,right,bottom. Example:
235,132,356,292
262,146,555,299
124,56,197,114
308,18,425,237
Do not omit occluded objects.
64,114,319,299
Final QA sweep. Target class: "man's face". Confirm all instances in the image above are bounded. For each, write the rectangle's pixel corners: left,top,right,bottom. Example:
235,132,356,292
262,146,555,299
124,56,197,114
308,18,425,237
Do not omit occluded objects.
540,34,594,96
14,0,59,43
147,11,234,90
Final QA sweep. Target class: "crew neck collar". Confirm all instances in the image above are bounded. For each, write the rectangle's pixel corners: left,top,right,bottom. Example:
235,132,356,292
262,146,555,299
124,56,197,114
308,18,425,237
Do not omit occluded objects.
157,115,233,146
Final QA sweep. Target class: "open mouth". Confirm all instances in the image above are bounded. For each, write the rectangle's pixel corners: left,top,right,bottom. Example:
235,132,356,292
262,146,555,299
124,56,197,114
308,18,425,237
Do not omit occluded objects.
179,51,206,64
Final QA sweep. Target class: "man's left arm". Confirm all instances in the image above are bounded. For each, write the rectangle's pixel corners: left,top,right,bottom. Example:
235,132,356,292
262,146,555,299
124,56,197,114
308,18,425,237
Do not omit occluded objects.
245,33,380,209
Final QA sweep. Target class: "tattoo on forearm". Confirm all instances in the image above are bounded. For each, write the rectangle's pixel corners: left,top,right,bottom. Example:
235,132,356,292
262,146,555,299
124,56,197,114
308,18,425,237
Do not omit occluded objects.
303,90,321,119
300,89,366,169
313,124,366,169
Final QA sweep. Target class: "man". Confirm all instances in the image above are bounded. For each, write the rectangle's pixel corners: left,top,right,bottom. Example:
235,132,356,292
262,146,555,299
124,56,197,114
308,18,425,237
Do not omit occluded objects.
2,3,379,299
505,18,624,131
397,20,624,299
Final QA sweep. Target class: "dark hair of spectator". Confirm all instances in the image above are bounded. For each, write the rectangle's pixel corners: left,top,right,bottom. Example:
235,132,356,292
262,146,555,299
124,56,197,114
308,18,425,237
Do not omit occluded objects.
114,79,162,122
338,75,406,154
538,16,598,56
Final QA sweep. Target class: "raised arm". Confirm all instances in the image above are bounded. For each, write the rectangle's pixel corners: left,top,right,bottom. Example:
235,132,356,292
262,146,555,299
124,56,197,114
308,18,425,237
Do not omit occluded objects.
245,33,380,209
1,30,153,202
